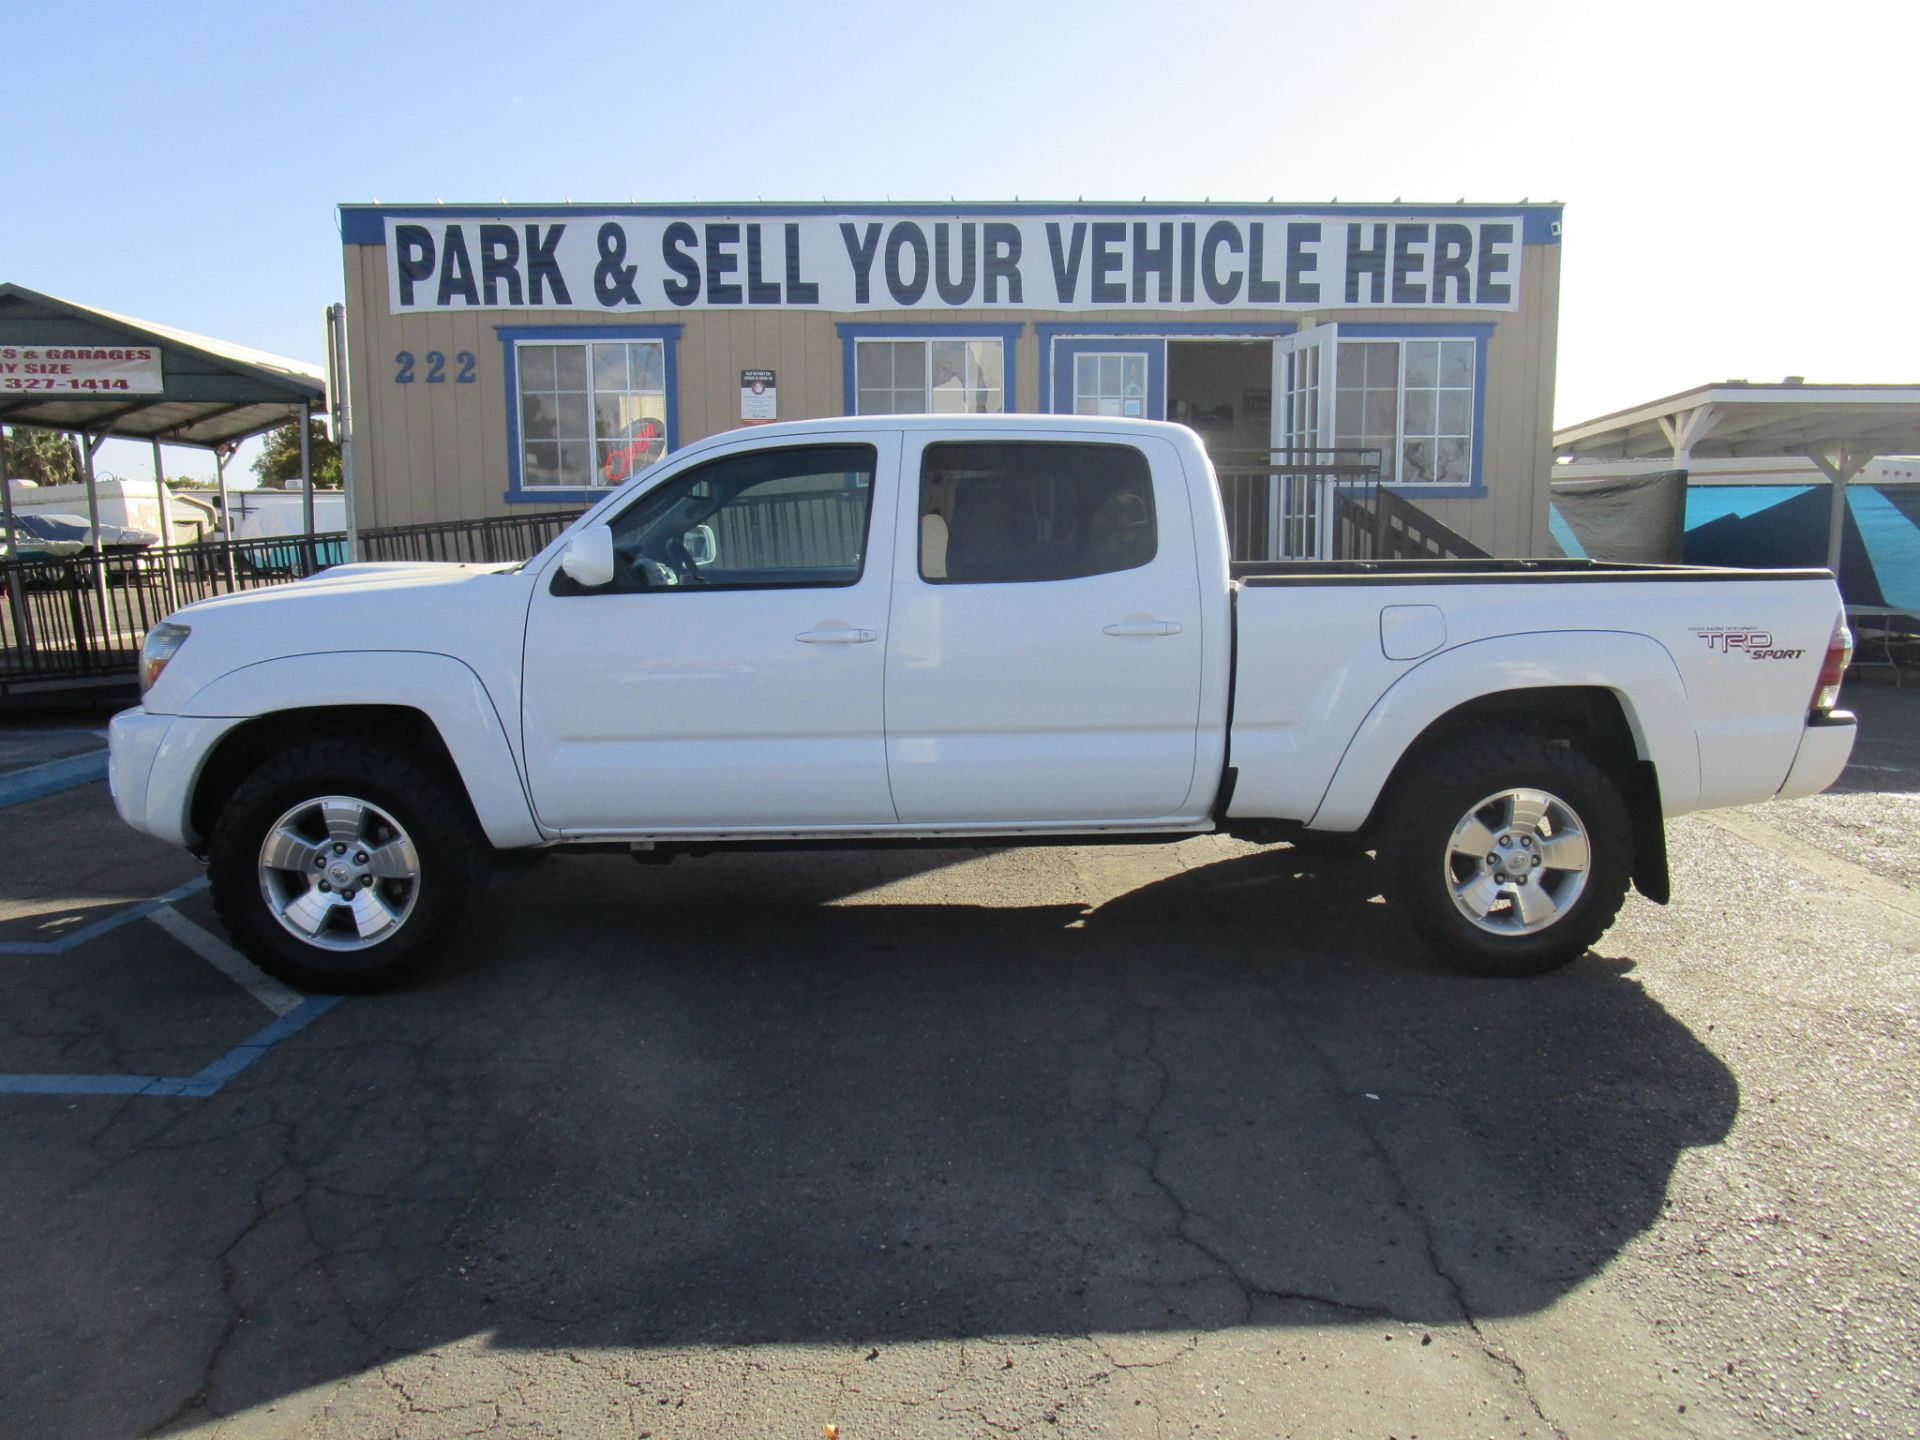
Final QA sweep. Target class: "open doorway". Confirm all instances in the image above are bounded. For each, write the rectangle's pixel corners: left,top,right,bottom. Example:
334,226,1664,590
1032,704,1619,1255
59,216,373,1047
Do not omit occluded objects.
1167,341,1271,460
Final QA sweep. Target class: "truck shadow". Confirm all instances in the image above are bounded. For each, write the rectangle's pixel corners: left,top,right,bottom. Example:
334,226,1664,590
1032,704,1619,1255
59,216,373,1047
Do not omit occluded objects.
45,843,1738,1433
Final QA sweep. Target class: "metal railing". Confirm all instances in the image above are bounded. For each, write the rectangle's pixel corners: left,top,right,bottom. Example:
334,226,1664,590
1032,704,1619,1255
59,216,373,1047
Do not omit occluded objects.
1210,448,1487,563
0,509,586,699
357,509,583,564
1,536,349,692
1211,448,1386,561
2,472,1486,702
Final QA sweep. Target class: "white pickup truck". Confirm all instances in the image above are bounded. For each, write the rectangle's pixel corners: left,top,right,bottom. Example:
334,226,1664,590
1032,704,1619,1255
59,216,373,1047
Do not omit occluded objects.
109,416,1857,991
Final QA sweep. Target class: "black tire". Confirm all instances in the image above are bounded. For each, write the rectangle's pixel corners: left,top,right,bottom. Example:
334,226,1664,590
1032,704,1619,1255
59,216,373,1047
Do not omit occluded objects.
207,739,489,992
1382,733,1633,977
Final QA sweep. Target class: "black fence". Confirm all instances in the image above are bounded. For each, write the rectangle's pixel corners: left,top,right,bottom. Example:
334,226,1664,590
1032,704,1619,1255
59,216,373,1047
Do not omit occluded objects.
1210,448,1486,564
0,510,584,702
1213,448,1384,561
1,468,1484,704
357,509,583,564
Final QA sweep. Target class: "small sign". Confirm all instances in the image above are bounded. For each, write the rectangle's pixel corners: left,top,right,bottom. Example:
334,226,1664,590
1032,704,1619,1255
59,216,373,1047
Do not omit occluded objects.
741,369,776,423
0,344,163,395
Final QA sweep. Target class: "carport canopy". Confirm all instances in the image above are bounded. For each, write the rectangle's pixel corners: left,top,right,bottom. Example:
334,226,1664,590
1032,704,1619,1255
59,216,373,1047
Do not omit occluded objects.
1553,380,1920,573
0,282,327,564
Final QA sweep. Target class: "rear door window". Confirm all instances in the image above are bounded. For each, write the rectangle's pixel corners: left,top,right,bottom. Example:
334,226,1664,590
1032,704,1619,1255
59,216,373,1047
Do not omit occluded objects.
918,441,1156,584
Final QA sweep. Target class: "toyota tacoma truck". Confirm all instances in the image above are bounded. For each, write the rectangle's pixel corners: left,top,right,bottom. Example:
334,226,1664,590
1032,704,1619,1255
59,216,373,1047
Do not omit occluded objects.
108,416,1857,991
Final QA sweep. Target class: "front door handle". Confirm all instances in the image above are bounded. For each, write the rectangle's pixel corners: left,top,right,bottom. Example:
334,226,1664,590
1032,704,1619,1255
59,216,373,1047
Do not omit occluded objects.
796,627,877,644
1102,620,1182,637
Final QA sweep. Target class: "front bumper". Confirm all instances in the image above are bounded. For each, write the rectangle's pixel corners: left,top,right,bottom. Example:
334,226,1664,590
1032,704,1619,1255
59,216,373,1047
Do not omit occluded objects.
1775,710,1857,801
107,707,241,848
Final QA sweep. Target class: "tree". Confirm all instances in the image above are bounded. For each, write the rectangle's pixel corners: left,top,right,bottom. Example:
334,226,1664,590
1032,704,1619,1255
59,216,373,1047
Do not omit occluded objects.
251,419,342,488
2,427,83,485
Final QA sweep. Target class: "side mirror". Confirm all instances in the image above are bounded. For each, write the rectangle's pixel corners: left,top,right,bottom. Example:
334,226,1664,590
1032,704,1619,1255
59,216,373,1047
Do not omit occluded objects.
560,524,616,588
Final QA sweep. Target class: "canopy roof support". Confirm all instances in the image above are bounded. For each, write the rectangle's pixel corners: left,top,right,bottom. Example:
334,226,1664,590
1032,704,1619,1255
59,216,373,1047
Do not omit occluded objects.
1802,443,1880,574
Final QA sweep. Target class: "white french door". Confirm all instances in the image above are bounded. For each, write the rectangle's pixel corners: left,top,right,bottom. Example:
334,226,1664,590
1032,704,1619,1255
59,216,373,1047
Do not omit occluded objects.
1269,325,1340,558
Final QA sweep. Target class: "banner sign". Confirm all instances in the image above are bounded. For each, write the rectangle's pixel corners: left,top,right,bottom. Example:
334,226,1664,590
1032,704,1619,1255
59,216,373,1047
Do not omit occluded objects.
0,344,163,394
385,213,1524,315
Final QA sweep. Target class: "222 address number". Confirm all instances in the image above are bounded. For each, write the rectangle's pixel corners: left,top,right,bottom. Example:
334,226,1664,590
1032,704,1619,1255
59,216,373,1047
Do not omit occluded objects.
394,351,475,384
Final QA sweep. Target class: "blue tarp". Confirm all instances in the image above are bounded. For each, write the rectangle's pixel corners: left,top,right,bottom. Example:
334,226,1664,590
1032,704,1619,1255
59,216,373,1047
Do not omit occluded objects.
1682,485,1920,613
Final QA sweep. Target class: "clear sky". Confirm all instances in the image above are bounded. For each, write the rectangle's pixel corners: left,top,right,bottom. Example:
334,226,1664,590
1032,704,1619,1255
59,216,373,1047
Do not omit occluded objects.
6,0,1911,484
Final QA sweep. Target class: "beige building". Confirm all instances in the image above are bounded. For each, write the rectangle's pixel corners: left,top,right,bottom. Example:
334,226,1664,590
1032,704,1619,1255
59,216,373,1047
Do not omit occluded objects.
339,202,1563,557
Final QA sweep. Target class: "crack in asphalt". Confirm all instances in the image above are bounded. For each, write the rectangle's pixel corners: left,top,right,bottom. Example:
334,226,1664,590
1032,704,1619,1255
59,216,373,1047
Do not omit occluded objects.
1261,972,1572,1440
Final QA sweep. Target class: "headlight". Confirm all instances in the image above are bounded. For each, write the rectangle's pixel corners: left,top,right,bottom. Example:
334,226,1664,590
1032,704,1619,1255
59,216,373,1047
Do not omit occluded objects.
139,622,191,696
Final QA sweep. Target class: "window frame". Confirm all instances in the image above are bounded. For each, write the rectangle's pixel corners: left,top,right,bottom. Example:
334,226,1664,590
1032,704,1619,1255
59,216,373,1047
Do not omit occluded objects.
584,441,880,595
1332,322,1493,498
498,324,682,505
837,323,1022,418
1071,350,1152,418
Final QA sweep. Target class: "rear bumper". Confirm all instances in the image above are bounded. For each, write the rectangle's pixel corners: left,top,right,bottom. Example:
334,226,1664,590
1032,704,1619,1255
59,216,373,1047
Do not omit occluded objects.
1775,710,1857,801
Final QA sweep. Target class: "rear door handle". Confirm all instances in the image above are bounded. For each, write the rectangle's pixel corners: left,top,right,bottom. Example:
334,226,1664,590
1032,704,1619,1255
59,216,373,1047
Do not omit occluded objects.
1103,620,1182,637
796,627,877,644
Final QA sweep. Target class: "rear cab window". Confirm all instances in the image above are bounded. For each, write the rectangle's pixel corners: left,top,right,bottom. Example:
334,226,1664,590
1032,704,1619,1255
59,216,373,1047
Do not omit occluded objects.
917,441,1157,584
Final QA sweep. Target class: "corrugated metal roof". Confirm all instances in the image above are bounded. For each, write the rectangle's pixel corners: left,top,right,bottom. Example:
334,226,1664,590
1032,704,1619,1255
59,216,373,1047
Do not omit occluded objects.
1555,382,1920,463
0,283,325,448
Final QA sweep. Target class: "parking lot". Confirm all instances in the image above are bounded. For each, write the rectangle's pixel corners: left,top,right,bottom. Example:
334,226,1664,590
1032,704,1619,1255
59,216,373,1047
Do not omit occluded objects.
2,687,1916,1440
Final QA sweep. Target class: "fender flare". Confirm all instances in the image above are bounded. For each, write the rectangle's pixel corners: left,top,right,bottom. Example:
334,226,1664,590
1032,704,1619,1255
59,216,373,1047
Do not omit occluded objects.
1306,630,1699,832
178,650,543,848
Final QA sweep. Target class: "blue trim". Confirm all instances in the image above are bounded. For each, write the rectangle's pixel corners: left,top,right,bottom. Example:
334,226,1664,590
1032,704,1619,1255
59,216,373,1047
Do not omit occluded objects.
1336,321,1495,498
0,997,341,1099
497,324,683,505
0,751,107,809
341,203,1565,247
836,322,1023,416
1035,321,1297,418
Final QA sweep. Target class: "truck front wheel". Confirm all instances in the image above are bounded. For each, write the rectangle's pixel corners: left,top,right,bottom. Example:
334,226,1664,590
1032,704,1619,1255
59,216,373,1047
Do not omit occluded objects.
1383,734,1633,977
206,740,489,992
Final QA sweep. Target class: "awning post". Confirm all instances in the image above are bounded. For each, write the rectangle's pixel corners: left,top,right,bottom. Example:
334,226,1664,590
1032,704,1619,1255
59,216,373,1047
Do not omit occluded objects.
0,426,33,655
1803,444,1873,579
215,445,236,589
0,424,15,564
149,438,174,549
299,402,316,574
81,431,111,634
151,436,178,613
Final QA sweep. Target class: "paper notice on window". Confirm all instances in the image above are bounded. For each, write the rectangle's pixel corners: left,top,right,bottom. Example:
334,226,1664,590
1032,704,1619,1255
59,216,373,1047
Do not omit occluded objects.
741,369,776,423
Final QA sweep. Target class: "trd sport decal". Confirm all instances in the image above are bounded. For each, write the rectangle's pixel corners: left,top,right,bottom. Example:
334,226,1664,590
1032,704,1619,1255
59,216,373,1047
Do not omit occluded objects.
1692,628,1806,660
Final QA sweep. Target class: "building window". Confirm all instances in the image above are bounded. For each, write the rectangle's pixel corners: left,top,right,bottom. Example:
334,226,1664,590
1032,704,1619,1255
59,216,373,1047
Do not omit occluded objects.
517,339,667,491
855,338,1004,415
1072,352,1150,418
1335,337,1476,485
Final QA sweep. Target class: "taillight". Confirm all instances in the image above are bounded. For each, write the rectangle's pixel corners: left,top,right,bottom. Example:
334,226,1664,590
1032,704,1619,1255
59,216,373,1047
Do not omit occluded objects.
1811,617,1852,713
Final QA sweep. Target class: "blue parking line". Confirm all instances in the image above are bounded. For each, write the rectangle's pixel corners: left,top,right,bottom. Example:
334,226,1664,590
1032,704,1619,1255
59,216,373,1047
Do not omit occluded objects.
0,875,211,955
0,750,109,809
0,996,341,1099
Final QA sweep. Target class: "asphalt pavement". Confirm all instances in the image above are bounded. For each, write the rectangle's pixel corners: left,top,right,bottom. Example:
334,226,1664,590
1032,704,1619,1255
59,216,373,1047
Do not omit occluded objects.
1,685,1914,1440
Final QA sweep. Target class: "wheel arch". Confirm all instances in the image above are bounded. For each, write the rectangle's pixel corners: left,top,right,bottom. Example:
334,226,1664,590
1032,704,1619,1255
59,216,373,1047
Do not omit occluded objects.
177,652,543,851
1307,633,1693,904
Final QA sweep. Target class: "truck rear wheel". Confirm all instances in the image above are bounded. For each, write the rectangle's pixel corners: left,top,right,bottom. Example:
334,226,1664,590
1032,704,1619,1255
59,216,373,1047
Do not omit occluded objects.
1383,733,1633,977
206,740,489,992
